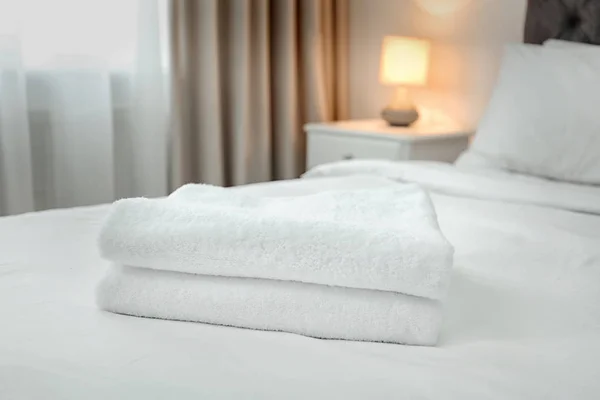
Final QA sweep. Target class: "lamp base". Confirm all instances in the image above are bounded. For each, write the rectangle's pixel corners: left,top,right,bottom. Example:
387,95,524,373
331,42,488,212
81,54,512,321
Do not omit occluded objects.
381,107,419,127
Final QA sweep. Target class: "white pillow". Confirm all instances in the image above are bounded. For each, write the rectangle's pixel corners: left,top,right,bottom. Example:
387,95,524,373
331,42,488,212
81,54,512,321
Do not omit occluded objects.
460,43,600,184
544,39,599,49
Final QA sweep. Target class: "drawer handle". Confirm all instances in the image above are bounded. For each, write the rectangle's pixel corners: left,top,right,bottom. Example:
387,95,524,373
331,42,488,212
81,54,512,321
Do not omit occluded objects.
342,153,354,160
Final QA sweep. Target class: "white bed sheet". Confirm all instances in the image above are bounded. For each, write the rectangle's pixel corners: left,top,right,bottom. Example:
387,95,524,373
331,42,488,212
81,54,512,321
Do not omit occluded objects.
1,167,600,399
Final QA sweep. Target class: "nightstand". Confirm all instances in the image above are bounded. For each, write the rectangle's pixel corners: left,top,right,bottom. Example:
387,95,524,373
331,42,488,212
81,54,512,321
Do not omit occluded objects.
304,119,473,170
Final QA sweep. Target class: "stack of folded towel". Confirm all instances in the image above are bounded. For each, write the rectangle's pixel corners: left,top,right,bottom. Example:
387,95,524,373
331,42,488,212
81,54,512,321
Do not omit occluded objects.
96,182,454,345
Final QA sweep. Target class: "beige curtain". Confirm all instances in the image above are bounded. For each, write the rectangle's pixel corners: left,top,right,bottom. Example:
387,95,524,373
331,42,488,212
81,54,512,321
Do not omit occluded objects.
169,0,348,188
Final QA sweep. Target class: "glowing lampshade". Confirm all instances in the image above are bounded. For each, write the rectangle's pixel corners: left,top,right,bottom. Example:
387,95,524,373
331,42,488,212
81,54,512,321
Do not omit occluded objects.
413,0,473,16
379,36,431,87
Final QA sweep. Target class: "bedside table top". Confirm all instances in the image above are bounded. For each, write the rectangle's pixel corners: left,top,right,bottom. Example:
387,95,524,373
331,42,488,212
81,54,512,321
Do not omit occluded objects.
305,119,474,142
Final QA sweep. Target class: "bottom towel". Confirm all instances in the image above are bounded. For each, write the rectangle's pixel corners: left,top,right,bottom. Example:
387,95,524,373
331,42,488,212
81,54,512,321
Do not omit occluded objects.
97,265,443,345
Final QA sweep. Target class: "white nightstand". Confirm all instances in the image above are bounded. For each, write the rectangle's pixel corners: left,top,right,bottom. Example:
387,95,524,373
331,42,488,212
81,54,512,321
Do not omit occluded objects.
305,119,473,170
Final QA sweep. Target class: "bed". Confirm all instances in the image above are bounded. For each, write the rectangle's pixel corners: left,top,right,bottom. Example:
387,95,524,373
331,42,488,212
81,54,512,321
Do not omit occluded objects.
2,1,600,399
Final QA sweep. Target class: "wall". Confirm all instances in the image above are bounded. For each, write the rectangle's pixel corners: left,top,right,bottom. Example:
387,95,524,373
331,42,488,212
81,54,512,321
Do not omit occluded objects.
348,0,527,128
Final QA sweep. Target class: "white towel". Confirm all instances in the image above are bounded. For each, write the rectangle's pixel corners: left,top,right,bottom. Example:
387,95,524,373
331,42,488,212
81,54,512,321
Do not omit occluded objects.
99,184,453,300
97,265,443,345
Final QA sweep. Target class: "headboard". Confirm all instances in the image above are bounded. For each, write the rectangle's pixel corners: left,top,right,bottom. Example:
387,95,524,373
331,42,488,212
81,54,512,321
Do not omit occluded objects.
524,0,600,44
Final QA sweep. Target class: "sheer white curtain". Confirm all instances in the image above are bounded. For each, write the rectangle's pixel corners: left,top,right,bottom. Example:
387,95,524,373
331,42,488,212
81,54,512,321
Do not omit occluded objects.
0,0,169,216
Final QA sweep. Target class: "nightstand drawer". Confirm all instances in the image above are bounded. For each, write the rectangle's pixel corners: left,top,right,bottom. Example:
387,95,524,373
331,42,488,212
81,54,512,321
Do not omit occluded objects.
307,132,403,169
304,119,473,171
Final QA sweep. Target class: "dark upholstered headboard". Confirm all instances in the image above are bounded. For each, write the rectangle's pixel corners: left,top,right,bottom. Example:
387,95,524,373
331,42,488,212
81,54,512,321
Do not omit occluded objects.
524,0,600,44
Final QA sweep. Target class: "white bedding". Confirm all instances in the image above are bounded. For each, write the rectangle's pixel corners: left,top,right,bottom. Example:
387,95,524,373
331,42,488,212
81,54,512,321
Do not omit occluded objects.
2,165,600,399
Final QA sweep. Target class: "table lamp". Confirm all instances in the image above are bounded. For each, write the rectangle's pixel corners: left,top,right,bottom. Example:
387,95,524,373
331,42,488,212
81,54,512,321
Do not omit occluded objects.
379,36,431,126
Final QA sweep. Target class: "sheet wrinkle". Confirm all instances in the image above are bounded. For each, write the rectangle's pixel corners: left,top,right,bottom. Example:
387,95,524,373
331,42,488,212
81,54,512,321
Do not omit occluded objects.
303,160,600,215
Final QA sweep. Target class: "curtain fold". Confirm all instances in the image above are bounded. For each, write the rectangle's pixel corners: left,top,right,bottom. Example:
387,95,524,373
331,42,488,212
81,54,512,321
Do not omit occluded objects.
169,0,348,188
0,38,35,214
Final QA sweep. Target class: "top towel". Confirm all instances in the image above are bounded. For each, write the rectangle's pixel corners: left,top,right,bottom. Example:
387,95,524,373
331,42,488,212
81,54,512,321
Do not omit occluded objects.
98,183,454,300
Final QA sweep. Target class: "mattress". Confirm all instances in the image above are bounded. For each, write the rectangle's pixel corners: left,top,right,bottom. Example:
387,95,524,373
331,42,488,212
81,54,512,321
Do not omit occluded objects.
1,163,600,399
